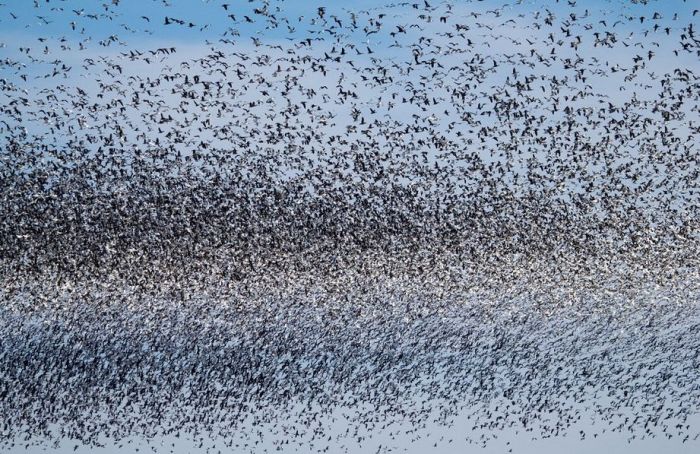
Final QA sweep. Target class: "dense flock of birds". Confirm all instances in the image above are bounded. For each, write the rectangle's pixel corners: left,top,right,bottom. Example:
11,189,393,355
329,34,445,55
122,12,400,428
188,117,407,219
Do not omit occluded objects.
1,0,700,452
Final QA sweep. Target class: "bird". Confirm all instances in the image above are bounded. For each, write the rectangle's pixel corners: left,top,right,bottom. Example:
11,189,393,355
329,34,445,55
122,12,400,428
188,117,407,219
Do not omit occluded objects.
0,0,699,453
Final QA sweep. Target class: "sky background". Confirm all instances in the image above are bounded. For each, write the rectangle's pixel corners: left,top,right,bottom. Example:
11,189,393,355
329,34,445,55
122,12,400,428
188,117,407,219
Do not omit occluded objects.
13,408,700,453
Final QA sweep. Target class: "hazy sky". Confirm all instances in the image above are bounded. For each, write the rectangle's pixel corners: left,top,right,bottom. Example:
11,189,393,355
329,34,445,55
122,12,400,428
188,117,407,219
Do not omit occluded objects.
13,408,700,453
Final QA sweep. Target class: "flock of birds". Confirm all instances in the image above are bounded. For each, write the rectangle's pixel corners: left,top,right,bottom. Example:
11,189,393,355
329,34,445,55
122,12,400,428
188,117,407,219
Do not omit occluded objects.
1,0,700,452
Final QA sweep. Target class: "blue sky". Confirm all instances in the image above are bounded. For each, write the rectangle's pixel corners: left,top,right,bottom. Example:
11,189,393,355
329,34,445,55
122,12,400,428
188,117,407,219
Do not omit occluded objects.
1,0,692,48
